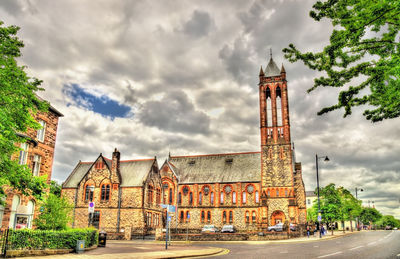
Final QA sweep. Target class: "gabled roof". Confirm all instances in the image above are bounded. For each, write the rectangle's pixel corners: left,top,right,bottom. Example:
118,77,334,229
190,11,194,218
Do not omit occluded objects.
62,156,155,188
265,57,281,77
168,151,261,184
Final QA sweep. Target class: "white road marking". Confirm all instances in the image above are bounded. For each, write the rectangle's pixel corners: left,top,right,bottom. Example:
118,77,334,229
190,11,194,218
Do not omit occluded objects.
280,251,288,254
349,245,364,251
396,253,400,257
314,245,319,248
318,251,343,258
368,241,376,246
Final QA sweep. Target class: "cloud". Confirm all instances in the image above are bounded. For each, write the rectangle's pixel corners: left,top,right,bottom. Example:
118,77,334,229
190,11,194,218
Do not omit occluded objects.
182,10,215,38
1,0,399,219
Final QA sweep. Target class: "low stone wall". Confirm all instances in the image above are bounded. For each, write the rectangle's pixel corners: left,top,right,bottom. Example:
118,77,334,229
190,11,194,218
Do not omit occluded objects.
5,245,97,258
157,231,302,241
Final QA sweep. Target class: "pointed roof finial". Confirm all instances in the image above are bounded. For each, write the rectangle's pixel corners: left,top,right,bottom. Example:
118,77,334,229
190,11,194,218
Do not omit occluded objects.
281,63,286,73
259,65,264,76
270,48,272,59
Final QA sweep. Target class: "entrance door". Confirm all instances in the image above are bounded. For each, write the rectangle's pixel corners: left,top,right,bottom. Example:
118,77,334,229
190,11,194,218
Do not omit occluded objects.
271,210,285,225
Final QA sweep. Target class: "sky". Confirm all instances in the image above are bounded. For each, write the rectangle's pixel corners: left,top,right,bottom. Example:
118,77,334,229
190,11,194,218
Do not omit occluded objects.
1,0,399,218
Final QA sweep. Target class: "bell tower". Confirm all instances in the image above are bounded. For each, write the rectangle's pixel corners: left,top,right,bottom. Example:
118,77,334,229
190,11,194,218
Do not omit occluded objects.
258,52,301,226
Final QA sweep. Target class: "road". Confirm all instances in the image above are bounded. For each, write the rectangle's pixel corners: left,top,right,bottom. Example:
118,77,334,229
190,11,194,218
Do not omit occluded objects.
200,230,400,259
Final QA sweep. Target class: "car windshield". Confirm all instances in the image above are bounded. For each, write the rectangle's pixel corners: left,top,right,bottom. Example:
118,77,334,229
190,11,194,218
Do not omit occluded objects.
222,225,233,229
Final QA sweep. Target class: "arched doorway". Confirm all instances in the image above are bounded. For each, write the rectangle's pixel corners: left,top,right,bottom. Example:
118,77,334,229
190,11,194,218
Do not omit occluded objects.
270,210,285,225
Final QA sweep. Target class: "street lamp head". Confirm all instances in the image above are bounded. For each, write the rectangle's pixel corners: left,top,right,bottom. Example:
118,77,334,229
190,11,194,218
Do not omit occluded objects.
360,188,364,192
324,156,330,162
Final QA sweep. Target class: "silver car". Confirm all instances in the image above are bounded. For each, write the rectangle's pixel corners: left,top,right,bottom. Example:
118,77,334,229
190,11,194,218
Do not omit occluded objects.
267,223,284,232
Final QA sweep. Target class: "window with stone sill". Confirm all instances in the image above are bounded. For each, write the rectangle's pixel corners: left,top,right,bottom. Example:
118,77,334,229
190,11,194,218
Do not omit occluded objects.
36,120,46,142
85,185,94,201
210,192,214,205
189,192,193,205
18,143,28,165
222,211,227,223
252,211,256,223
207,211,211,223
245,211,250,223
100,184,111,201
178,192,182,205
229,211,233,223
199,192,202,205
232,192,236,204
255,191,259,203
32,155,41,177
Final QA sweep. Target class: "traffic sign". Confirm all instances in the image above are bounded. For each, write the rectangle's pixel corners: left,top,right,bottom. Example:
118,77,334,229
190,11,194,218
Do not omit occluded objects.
167,216,171,222
88,202,95,213
317,215,322,222
187,213,190,219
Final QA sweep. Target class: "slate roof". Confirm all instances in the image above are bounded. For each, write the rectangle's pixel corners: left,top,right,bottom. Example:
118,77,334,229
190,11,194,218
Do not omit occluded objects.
265,57,281,77
62,157,155,188
305,191,316,197
168,152,261,184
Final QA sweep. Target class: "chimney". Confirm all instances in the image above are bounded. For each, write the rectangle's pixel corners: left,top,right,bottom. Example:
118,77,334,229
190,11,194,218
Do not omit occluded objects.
112,148,120,176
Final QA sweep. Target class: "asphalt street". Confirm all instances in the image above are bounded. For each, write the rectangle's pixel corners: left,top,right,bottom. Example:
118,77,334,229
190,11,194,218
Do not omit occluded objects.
201,230,400,259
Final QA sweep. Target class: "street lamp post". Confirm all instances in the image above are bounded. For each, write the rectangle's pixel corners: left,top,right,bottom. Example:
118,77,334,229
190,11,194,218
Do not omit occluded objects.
355,187,363,231
315,154,329,238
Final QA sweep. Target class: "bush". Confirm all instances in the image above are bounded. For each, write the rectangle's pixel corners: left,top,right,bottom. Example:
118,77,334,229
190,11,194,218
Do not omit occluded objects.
7,228,98,250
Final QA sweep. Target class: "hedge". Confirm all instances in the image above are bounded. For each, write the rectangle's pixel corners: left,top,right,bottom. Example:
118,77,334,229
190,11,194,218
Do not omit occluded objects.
6,228,98,250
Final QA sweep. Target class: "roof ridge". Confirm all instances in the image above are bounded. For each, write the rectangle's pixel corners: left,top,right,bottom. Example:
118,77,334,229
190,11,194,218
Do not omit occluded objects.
170,151,260,158
120,158,154,162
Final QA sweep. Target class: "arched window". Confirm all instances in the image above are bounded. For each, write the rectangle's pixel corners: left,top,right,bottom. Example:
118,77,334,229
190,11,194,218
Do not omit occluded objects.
189,192,193,205
186,211,190,222
201,211,205,223
242,192,247,204
255,191,259,203
101,184,111,201
85,185,94,201
266,87,272,127
252,211,256,223
178,192,182,205
245,211,250,223
285,189,288,197
207,211,211,223
232,192,236,204
267,190,270,196
223,211,227,223
276,189,279,197
199,192,202,205
276,86,282,127
9,195,20,228
156,188,161,205
210,192,214,204
169,188,173,204
220,192,224,204
229,211,233,223
180,211,184,223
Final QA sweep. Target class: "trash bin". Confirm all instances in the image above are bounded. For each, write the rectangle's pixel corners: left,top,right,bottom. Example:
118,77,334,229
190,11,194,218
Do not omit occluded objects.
76,240,85,254
98,231,107,247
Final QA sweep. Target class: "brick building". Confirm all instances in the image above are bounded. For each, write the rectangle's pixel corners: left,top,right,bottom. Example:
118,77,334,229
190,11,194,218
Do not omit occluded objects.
62,149,163,236
0,105,63,229
61,55,306,234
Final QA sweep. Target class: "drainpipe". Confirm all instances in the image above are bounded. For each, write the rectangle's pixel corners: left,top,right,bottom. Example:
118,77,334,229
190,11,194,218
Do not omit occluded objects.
116,186,122,232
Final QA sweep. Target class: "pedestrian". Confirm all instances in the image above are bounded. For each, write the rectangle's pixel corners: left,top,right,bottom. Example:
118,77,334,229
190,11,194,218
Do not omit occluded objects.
321,225,325,236
306,225,310,238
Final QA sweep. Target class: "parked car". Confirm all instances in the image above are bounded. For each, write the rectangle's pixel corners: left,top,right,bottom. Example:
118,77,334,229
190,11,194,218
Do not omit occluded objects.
202,225,219,233
289,223,297,231
267,223,284,232
221,225,236,233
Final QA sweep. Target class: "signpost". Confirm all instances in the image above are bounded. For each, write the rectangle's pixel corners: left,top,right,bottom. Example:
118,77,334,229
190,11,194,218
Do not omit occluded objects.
88,201,95,227
161,204,176,250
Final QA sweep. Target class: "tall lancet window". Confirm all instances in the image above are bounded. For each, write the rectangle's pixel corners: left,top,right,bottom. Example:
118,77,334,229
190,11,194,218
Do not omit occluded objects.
266,87,272,127
276,86,283,127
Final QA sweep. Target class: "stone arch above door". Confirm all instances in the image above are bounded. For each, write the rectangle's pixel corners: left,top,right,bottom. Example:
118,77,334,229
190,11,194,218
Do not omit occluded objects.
270,210,285,225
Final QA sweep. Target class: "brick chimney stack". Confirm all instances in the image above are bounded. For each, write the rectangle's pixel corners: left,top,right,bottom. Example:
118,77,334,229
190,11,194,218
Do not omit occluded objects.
112,148,120,175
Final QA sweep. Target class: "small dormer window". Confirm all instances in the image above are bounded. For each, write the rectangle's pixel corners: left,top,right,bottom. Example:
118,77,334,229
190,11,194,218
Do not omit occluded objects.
188,160,195,165
225,158,233,164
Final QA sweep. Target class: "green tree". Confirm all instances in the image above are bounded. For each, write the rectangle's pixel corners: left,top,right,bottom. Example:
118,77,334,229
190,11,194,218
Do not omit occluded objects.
0,21,48,203
337,187,362,232
283,0,400,122
49,180,61,197
314,183,342,235
359,207,382,227
34,193,73,230
376,215,400,229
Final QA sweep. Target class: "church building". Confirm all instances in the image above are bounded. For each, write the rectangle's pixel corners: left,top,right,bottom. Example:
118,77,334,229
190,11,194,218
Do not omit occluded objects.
61,55,307,235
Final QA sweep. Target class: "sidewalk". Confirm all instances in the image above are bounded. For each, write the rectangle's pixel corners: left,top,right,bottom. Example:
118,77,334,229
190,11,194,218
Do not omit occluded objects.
19,240,225,259
18,231,357,258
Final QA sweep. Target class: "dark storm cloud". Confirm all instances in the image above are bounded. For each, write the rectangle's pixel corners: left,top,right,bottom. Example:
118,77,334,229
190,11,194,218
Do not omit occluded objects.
182,10,215,38
138,90,211,135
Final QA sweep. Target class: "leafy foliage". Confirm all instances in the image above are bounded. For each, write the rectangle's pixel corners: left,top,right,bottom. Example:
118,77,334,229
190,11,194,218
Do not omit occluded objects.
7,228,98,250
359,207,382,225
34,193,73,230
337,186,362,231
283,0,400,122
49,180,62,197
0,21,48,203
376,215,400,228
